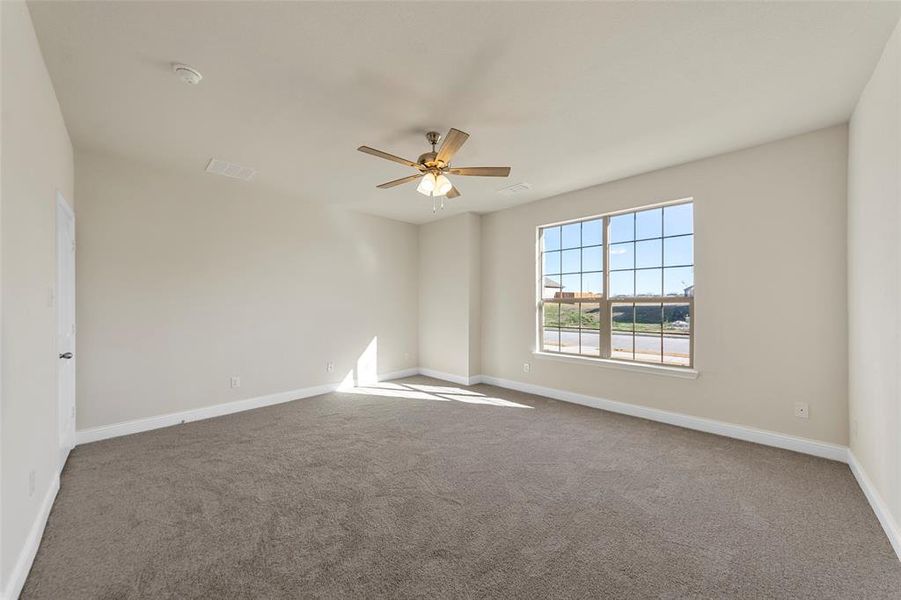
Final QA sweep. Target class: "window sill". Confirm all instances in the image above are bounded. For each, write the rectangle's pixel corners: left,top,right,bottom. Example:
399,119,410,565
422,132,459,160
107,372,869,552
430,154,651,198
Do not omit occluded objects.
532,351,699,379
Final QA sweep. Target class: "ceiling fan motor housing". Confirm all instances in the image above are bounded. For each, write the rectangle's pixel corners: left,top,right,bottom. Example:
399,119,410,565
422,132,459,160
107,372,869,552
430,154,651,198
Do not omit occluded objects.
418,152,441,170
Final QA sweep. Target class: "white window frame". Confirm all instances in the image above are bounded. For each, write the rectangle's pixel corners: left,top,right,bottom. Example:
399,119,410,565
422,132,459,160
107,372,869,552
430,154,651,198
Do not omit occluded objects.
536,198,694,369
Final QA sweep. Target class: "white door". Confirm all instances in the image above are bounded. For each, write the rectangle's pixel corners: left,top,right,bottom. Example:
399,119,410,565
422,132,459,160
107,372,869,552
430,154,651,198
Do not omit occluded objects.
57,192,76,470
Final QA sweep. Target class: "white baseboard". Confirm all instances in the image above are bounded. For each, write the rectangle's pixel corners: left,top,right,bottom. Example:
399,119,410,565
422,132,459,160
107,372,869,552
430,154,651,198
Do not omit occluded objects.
75,383,338,445
1,473,60,600
848,451,901,561
378,368,420,381
417,368,483,387
76,369,422,446
468,375,849,463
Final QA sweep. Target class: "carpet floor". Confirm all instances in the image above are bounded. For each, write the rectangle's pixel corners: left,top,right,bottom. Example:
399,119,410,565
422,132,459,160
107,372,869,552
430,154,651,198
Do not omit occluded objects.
22,376,901,599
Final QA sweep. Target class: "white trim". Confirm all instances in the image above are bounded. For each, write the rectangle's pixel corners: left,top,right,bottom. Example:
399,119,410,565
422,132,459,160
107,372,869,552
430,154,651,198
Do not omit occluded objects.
378,368,420,382
848,451,901,561
76,384,337,444
1,473,60,600
468,375,848,462
75,369,421,445
533,351,699,379
418,368,483,386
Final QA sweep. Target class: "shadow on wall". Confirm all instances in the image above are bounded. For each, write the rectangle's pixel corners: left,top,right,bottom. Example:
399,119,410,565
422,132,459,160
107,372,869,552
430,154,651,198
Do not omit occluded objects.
337,337,530,408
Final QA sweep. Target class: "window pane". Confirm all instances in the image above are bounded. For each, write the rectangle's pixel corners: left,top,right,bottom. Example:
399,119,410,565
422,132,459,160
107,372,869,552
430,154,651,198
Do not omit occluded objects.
634,304,662,363
559,302,580,354
635,239,662,268
543,302,560,327
611,303,634,360
562,249,580,273
664,267,693,296
559,302,580,328
609,271,634,297
582,246,602,272
635,334,662,363
581,302,601,329
561,274,580,297
543,251,560,275
542,303,560,352
562,222,581,249
542,226,561,252
663,304,690,365
612,303,634,333
664,235,693,267
542,275,562,300
636,207,662,240
635,304,662,334
543,327,560,352
610,213,634,243
581,330,600,357
663,303,691,333
609,242,634,270
582,219,603,246
663,336,690,366
582,272,603,298
664,203,693,237
636,268,662,296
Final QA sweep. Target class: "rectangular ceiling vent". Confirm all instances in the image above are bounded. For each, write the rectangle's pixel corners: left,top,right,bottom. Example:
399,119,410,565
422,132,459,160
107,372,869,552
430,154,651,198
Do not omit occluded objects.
497,182,532,196
205,158,257,182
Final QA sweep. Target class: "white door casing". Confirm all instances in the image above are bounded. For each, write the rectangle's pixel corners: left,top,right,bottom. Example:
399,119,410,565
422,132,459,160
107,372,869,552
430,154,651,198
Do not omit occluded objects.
57,192,76,469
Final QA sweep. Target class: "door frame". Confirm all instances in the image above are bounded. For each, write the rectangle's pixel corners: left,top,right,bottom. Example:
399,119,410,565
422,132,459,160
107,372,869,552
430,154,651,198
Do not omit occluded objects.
56,191,76,471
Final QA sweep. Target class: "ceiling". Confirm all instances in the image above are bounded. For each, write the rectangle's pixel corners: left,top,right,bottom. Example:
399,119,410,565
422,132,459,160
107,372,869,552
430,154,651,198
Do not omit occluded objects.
29,1,901,224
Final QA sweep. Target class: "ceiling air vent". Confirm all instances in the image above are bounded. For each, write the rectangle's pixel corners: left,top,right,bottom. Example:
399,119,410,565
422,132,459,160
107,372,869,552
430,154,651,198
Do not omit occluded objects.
205,158,257,182
497,182,532,196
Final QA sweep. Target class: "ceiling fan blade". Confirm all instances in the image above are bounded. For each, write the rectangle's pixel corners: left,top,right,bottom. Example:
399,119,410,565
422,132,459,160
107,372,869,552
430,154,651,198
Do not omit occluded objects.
447,166,511,177
377,174,423,189
358,146,419,169
436,128,470,164
446,186,461,199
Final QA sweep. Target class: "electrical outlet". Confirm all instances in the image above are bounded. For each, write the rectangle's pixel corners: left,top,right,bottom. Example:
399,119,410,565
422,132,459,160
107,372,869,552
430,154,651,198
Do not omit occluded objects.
794,402,809,419
28,470,36,497
230,376,241,389
523,362,531,373
326,361,335,373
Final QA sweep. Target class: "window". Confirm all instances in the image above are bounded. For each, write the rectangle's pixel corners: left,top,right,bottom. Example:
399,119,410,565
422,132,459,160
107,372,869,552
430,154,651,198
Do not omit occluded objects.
539,200,693,367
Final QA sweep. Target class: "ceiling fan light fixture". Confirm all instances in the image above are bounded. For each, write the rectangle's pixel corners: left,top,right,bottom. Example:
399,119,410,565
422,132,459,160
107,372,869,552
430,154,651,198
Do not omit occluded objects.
417,173,437,196
434,174,452,197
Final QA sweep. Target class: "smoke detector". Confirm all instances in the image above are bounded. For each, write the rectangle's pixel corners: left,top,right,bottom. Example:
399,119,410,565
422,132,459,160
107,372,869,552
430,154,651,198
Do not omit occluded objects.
173,63,202,85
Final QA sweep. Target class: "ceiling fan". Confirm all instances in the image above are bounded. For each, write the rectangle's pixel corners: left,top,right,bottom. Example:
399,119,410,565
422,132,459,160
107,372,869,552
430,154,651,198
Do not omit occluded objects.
358,128,511,210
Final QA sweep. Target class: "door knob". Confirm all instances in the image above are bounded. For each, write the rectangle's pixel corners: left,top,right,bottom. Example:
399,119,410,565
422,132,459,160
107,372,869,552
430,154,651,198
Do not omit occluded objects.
59,352,73,359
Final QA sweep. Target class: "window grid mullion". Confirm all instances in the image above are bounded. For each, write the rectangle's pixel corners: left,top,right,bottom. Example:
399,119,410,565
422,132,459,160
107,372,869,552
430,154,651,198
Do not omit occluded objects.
601,215,612,359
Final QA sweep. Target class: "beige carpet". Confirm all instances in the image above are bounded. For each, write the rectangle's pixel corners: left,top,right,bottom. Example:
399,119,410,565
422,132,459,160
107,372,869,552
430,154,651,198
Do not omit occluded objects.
22,376,901,598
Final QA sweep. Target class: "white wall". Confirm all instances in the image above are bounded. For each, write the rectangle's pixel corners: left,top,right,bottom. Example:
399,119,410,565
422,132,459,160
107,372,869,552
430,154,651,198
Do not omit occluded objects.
481,125,849,445
1,1,74,596
419,213,481,380
75,150,418,430
848,18,901,549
